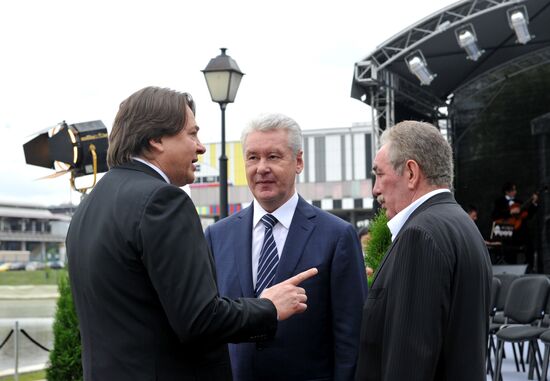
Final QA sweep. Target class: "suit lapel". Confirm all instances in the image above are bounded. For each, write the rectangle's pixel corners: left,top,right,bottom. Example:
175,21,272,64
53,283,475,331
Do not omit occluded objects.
275,197,316,283
235,206,255,297
371,236,398,287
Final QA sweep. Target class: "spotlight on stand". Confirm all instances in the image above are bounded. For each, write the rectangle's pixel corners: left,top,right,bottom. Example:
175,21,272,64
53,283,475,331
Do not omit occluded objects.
455,24,484,61
507,5,533,45
23,120,108,193
405,50,436,86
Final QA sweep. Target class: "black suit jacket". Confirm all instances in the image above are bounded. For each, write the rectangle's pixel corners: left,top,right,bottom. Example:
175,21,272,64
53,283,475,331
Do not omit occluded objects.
67,161,277,381
492,195,514,221
355,192,492,381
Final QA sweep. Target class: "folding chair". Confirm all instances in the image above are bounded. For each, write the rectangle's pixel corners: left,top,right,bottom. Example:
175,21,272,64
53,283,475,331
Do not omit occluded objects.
490,274,521,373
539,330,550,380
536,286,550,381
494,276,550,381
488,277,501,377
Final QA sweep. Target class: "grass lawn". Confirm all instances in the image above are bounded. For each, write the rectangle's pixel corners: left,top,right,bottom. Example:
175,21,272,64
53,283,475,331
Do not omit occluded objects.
0,370,46,381
0,269,64,286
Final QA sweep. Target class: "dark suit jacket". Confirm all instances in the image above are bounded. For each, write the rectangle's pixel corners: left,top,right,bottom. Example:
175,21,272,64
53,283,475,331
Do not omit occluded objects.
205,197,368,381
355,192,492,381
67,161,277,381
492,195,515,221
491,195,538,246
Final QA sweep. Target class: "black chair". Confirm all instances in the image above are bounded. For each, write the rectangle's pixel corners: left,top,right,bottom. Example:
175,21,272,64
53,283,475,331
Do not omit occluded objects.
491,277,502,321
490,274,521,373
538,330,550,380
536,285,550,381
493,273,521,324
494,276,550,381
488,277,502,377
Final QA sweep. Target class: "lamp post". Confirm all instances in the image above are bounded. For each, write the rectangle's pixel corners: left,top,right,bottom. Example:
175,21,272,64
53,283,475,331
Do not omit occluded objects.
202,48,244,219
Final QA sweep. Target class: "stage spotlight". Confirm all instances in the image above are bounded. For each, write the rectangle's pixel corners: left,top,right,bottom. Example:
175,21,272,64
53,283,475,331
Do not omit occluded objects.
455,24,484,61
405,50,436,86
507,5,533,44
23,120,108,193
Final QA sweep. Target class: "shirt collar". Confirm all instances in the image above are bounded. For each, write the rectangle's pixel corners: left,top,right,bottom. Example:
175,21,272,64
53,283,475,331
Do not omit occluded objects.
132,157,170,184
387,188,450,241
253,192,299,230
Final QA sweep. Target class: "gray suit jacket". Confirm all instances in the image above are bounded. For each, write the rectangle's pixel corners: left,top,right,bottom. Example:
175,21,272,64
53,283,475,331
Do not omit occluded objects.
355,192,492,381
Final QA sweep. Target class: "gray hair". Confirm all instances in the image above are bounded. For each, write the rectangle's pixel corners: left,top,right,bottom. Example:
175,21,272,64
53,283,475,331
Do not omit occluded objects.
380,120,453,188
241,113,303,156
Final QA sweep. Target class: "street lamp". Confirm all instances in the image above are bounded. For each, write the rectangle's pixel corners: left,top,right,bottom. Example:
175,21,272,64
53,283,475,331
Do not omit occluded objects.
202,48,244,219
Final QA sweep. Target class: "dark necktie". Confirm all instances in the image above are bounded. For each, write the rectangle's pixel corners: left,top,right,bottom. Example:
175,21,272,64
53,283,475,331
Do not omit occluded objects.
255,214,279,297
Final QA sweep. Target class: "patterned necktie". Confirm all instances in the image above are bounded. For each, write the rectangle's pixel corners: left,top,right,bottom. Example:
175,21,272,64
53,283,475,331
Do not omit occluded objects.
255,214,279,297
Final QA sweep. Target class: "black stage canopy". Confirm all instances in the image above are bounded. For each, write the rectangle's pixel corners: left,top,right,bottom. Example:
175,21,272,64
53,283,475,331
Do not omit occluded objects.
351,0,550,272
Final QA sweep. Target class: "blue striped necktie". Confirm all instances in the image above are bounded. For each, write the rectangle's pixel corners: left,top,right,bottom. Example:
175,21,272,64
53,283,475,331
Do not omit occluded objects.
255,214,279,297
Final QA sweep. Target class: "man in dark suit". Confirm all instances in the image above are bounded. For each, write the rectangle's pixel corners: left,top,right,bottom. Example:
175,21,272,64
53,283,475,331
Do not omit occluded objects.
491,182,538,268
205,113,368,381
67,87,317,381
355,121,492,381
492,182,538,222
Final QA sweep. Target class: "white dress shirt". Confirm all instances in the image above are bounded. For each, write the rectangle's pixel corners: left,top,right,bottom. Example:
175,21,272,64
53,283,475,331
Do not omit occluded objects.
251,192,299,287
387,189,450,241
132,157,170,184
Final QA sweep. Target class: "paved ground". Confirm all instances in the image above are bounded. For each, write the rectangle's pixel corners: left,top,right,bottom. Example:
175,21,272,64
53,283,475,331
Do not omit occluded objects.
0,285,58,300
0,286,543,381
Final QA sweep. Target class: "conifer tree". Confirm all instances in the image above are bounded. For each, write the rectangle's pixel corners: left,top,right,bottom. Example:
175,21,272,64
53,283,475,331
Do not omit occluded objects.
364,210,392,287
46,271,82,381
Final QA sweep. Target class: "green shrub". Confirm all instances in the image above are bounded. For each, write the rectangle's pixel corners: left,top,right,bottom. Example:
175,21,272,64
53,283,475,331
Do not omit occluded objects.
364,210,392,287
46,272,82,381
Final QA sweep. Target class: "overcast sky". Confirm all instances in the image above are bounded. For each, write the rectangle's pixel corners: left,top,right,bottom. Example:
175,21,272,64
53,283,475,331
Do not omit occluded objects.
0,0,455,206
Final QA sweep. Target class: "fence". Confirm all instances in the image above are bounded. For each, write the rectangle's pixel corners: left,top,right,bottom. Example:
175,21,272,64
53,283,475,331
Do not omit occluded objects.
0,318,53,379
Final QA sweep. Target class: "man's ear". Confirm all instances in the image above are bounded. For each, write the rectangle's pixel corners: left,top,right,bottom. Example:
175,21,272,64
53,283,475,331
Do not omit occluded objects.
405,159,421,189
295,150,304,174
148,137,164,154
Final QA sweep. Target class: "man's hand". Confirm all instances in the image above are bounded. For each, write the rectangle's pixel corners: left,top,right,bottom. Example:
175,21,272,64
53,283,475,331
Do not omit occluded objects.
260,268,318,321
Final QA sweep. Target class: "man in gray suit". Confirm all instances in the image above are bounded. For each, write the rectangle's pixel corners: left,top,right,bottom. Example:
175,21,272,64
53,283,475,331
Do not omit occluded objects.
206,113,367,381
355,121,492,381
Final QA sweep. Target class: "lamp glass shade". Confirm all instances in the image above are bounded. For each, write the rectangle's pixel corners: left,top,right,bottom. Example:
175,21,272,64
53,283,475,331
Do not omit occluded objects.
204,70,243,103
227,72,243,102
204,71,230,102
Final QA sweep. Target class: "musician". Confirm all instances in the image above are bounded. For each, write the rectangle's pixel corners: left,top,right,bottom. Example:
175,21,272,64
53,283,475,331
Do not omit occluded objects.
465,204,479,223
491,182,538,270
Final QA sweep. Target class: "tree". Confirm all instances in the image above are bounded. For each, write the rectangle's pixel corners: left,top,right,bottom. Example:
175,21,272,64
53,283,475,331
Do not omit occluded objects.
46,271,83,381
364,210,392,287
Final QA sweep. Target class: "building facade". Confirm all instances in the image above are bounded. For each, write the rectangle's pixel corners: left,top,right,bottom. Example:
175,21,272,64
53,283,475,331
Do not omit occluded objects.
191,123,375,228
0,201,71,263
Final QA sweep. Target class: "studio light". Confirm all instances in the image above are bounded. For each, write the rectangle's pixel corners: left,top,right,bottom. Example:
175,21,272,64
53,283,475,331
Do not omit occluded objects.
405,50,436,86
455,24,484,61
23,120,108,193
507,5,533,45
